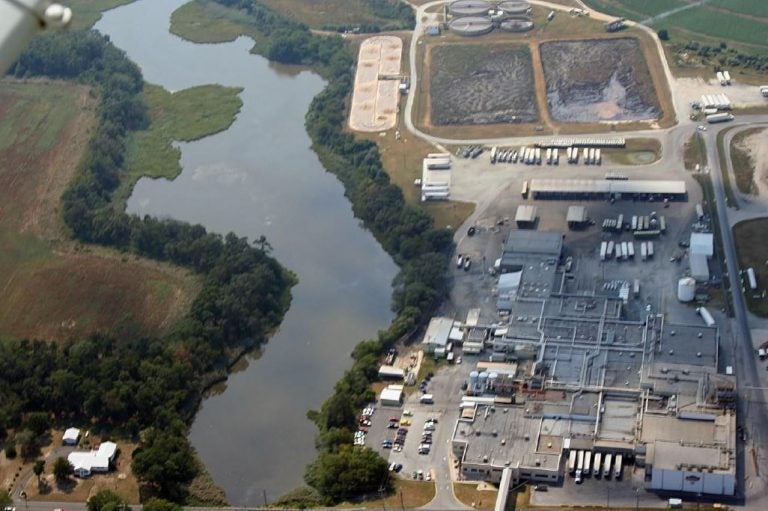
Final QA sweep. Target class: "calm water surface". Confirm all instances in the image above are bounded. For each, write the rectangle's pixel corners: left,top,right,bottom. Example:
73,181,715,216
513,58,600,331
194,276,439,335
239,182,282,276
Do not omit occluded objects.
95,0,397,503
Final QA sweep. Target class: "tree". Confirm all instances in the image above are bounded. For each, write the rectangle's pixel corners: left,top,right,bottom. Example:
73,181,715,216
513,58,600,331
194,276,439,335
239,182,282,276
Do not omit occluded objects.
304,445,389,503
53,456,73,483
25,412,50,437
16,430,40,461
4,443,16,459
87,490,127,511
142,498,181,511
33,460,45,482
657,29,669,41
131,428,197,497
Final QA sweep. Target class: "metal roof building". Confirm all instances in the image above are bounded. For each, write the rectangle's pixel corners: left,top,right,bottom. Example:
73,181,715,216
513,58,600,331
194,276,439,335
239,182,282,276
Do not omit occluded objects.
566,205,588,228
690,232,714,257
530,179,686,200
515,205,537,227
503,230,563,256
690,253,710,282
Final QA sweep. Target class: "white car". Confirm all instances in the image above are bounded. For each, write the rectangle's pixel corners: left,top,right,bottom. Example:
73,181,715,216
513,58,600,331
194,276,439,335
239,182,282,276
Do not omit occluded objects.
697,125,707,131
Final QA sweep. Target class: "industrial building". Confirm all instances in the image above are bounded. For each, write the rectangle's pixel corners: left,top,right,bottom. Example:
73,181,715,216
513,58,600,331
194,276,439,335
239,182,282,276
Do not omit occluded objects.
379,384,404,407
566,205,588,229
530,179,686,200
514,205,538,228
62,427,80,446
421,316,454,355
449,228,735,499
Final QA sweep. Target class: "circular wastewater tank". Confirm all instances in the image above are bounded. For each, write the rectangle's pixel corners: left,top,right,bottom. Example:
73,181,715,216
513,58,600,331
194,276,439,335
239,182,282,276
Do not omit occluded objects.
500,18,534,32
498,0,531,15
448,0,491,16
449,16,494,36
677,277,696,302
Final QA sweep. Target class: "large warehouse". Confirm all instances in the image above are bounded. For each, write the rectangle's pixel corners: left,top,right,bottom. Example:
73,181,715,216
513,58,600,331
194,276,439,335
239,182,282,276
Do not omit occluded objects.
530,179,687,200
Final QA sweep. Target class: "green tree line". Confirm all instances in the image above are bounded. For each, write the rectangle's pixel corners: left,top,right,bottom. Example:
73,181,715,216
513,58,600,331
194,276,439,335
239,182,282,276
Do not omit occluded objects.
7,30,295,500
207,0,450,504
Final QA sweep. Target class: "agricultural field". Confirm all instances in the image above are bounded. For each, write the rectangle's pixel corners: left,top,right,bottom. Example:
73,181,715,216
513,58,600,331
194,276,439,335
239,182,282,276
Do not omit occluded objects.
583,0,768,52
0,80,199,342
428,44,538,126
540,38,661,123
733,218,768,317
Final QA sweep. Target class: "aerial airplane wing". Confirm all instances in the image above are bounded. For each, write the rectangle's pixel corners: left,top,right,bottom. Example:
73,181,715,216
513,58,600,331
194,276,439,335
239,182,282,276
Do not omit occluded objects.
0,0,72,74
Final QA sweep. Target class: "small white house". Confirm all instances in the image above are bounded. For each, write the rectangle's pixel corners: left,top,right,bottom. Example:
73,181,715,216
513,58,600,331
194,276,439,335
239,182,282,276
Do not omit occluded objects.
379,385,404,407
68,441,117,478
62,427,80,446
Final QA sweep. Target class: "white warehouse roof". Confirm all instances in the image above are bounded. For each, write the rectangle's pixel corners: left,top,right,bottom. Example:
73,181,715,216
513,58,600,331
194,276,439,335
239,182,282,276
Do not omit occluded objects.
690,232,714,257
68,441,117,476
422,317,453,348
530,179,686,195
515,205,537,223
690,253,710,282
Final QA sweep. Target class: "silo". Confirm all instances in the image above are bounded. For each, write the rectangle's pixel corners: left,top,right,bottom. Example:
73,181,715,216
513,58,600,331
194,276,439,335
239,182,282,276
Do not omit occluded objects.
469,370,479,389
677,277,696,302
488,372,498,391
478,371,489,390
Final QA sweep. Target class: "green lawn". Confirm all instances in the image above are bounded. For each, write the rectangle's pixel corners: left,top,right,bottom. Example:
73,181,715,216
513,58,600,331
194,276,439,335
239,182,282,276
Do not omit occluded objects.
733,218,768,317
0,83,77,153
659,7,768,48
116,83,243,205
582,0,688,19
708,0,768,18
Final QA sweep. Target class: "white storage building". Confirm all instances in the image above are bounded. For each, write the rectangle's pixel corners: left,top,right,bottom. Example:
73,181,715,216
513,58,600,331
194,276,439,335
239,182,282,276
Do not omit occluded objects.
379,384,404,407
690,232,714,257
62,427,80,446
690,253,710,282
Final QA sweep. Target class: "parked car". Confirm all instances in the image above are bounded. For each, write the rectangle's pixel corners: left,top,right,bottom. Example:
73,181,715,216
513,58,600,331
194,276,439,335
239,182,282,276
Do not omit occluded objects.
400,418,411,426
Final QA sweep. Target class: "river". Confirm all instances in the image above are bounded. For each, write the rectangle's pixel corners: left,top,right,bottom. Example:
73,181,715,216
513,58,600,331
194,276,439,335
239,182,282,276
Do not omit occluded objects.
95,0,398,504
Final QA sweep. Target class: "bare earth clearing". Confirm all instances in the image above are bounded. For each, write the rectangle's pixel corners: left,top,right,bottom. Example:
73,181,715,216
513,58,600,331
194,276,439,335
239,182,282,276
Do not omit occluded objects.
540,38,661,123
429,43,538,126
735,128,768,196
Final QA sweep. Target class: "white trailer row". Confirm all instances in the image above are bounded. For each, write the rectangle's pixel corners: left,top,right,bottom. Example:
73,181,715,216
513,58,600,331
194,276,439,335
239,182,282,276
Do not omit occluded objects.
540,137,625,148
600,240,656,263
568,450,623,480
716,70,732,86
700,93,732,110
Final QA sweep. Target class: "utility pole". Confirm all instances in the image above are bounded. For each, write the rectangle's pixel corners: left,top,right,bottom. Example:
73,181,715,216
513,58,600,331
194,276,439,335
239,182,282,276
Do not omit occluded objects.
262,489,267,507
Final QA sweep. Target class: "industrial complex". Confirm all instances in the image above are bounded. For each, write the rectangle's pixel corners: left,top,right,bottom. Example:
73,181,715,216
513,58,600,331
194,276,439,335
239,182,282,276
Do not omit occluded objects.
342,0,768,508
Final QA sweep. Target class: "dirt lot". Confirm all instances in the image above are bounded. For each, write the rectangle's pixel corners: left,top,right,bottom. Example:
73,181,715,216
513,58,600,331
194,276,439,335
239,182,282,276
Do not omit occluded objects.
733,128,768,196
0,80,199,341
540,38,660,123
429,43,538,126
733,218,768,317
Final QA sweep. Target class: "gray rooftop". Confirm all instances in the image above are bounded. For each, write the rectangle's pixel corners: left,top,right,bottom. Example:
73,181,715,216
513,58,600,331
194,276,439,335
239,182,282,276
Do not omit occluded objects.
503,230,563,256
530,179,686,196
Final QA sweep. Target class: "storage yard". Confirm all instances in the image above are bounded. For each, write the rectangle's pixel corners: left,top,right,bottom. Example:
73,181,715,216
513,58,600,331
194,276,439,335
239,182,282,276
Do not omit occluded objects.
428,43,538,125
540,38,661,122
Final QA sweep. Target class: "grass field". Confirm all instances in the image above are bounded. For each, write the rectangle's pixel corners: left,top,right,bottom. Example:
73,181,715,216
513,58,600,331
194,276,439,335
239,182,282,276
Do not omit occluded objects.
730,128,761,195
583,0,768,52
716,127,739,209
683,132,708,171
261,0,396,30
67,0,135,30
0,80,199,342
733,218,768,317
170,0,267,47
116,83,243,206
336,479,435,509
452,482,498,510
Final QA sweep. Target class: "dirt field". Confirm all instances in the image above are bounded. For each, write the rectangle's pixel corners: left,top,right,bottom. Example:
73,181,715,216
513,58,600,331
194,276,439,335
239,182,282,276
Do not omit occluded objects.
732,127,768,195
733,218,768,317
0,80,199,341
349,36,402,132
540,38,660,123
429,44,538,126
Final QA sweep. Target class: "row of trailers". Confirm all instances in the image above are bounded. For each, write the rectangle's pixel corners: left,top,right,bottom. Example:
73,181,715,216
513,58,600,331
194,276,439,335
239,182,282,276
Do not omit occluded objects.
600,240,655,261
490,146,602,165
567,450,623,484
